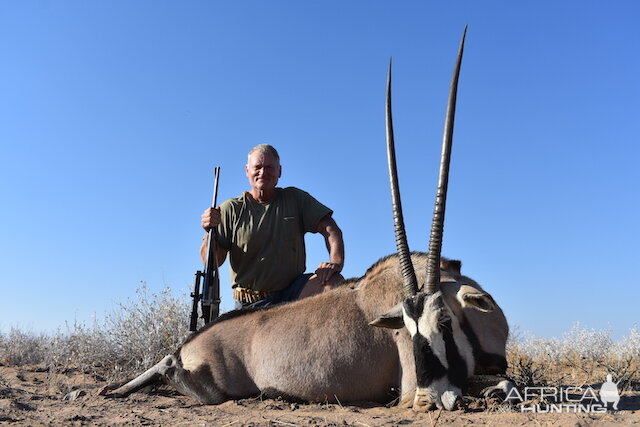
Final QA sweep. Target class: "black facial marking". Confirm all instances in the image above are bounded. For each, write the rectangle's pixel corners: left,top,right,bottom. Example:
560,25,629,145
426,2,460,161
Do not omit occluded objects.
403,293,426,322
413,332,446,388
441,318,468,389
459,316,507,374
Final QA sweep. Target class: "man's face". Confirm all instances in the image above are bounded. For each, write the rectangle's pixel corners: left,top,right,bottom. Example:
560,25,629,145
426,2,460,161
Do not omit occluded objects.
246,151,281,192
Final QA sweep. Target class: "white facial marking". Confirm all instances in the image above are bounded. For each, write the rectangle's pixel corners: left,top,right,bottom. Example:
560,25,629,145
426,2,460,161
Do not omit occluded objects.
402,308,418,337
416,292,449,369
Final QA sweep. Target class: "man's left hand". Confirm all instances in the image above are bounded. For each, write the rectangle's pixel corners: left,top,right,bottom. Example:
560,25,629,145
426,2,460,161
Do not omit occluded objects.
315,262,342,285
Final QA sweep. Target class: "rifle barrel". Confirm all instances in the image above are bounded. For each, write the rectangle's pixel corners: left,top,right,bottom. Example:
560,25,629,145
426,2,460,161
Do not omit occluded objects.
202,167,221,323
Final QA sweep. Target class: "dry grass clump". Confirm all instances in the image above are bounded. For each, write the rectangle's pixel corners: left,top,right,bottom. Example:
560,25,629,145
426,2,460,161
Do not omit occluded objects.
101,283,192,379
507,323,640,391
0,328,49,366
0,282,192,382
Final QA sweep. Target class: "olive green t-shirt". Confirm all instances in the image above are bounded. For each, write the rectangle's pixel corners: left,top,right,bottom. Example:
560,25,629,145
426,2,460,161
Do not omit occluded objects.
216,187,332,292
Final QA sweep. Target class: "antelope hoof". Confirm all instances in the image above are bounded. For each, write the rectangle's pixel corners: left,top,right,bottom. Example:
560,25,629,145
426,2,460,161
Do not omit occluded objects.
412,390,437,411
398,391,415,408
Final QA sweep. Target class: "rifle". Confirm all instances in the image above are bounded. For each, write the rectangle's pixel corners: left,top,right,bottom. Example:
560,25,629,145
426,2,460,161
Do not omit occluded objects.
189,166,221,331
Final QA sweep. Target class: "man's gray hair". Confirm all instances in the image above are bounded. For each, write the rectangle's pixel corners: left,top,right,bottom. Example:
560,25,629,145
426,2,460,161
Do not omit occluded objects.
247,144,280,163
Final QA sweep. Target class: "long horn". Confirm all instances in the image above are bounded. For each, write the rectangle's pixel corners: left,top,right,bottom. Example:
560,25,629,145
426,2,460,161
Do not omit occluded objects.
386,58,418,297
424,27,467,295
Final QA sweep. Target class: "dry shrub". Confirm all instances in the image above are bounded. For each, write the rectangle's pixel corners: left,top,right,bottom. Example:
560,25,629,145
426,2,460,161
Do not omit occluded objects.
506,349,548,388
507,323,640,391
1,282,192,382
47,320,116,378
101,282,191,379
0,328,49,366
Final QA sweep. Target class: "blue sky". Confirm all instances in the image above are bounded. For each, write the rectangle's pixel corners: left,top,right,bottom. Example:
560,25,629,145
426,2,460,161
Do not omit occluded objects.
1,1,638,339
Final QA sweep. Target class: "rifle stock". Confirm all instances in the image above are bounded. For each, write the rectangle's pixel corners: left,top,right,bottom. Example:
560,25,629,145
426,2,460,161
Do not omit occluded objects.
189,166,221,331
189,270,204,331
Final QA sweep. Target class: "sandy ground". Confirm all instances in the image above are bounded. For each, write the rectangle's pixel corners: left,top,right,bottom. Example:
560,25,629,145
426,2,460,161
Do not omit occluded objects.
1,365,639,426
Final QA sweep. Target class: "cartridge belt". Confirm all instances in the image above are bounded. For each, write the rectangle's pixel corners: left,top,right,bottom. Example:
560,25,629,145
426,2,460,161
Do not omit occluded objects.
233,286,273,304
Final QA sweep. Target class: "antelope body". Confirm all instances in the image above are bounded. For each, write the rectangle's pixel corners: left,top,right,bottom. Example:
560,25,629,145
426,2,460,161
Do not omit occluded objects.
108,253,507,407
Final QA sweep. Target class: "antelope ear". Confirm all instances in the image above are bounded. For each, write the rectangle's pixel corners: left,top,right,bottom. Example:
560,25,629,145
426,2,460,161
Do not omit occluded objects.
457,285,496,313
369,303,404,329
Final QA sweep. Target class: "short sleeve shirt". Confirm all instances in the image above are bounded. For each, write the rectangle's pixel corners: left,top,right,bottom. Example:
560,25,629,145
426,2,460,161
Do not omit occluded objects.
216,187,332,292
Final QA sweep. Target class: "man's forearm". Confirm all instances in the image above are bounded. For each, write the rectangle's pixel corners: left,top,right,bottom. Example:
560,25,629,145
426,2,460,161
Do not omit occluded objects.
200,233,227,267
328,237,344,270
320,217,344,270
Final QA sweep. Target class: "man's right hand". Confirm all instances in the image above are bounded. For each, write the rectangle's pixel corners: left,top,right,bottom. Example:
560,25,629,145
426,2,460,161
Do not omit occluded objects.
201,207,221,231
